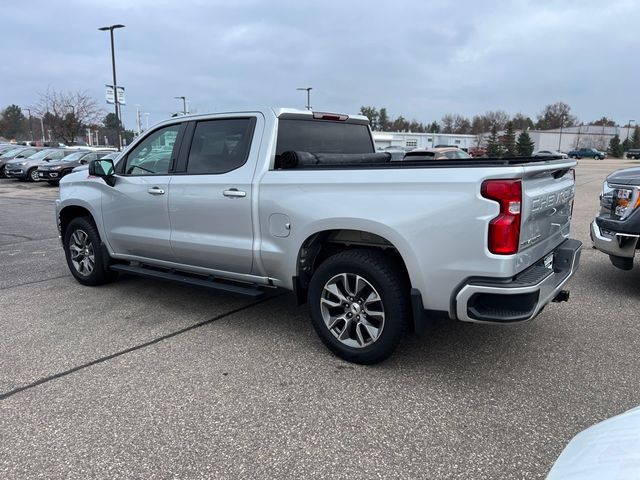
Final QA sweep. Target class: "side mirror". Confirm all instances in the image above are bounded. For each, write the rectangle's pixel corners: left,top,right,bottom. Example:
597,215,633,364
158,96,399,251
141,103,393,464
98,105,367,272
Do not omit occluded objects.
88,159,116,186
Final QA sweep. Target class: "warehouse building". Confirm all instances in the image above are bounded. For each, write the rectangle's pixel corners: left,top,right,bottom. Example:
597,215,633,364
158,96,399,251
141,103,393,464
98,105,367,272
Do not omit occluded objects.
372,131,476,151
529,125,635,152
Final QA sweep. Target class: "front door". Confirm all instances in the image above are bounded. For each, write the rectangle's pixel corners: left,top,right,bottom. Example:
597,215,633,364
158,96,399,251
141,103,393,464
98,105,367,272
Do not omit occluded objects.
101,124,182,262
168,116,260,274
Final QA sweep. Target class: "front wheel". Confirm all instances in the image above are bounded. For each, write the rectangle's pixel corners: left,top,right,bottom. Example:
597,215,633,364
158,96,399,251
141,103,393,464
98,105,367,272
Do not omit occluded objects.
27,168,40,182
63,217,117,286
307,249,410,364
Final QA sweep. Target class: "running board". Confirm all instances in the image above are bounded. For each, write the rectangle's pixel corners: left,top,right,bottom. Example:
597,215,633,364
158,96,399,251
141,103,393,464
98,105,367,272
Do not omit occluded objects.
110,264,266,298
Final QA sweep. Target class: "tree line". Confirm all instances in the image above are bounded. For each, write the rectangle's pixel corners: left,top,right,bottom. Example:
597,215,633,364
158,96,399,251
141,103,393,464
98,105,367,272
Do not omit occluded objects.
0,88,135,146
359,102,627,135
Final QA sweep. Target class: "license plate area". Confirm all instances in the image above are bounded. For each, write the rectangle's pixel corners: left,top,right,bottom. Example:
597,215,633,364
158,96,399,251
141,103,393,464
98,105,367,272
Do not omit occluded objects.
544,253,554,270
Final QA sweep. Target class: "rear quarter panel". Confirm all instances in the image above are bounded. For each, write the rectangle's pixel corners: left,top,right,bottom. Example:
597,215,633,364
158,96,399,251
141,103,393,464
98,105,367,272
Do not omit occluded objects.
257,166,527,313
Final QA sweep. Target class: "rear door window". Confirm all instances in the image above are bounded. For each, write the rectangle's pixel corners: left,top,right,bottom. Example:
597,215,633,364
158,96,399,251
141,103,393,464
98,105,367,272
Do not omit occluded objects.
185,118,255,174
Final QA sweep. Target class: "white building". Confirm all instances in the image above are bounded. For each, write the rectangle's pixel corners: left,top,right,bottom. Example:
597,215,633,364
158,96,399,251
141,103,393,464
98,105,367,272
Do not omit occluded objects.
372,131,476,151
530,125,636,153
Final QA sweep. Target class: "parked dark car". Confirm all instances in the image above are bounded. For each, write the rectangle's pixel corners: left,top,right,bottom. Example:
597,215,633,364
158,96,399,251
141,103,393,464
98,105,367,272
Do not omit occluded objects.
0,147,41,177
71,151,120,173
5,148,74,182
38,150,113,184
567,147,606,160
626,149,640,159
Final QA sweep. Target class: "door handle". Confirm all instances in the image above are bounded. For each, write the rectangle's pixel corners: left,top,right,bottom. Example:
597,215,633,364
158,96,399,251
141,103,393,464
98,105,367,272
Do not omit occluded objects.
223,188,247,198
147,186,165,195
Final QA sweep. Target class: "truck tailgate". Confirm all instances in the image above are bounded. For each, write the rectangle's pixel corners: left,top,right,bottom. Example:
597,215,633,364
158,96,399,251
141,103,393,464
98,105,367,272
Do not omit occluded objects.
517,159,576,272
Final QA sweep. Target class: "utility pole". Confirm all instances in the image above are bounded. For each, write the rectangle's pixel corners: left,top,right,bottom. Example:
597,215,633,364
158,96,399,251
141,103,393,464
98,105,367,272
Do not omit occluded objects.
135,104,141,136
99,24,125,150
296,87,312,110
174,96,187,115
39,117,45,142
627,120,635,143
22,107,34,143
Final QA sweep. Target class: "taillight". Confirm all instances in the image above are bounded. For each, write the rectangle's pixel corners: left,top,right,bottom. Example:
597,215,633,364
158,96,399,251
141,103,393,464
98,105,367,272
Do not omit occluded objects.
481,179,522,255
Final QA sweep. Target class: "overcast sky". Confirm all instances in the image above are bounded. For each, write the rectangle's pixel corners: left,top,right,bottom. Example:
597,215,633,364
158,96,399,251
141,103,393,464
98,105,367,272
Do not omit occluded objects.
2,0,638,129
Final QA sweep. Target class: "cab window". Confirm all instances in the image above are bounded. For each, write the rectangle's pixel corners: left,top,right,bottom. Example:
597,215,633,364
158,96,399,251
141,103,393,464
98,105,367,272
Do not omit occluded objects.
124,125,180,175
186,118,255,174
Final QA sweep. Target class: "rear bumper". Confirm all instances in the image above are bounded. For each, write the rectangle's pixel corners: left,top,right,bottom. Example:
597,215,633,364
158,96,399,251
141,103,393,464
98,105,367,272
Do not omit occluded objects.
454,238,582,323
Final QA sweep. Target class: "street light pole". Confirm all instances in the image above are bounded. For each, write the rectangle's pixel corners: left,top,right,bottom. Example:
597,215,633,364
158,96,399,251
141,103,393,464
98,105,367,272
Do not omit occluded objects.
99,24,125,150
174,96,187,115
296,87,312,110
22,107,34,143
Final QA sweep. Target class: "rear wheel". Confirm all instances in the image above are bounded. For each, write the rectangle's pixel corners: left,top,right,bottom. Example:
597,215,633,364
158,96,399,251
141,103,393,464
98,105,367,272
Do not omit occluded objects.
307,249,409,364
63,217,117,286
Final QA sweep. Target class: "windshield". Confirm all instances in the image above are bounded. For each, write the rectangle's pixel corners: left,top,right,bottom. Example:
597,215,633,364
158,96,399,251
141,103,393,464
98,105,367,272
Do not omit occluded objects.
0,148,25,158
28,149,58,161
61,151,88,162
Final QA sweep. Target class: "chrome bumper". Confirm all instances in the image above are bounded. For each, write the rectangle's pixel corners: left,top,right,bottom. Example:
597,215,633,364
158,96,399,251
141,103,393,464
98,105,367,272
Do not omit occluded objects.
590,220,639,259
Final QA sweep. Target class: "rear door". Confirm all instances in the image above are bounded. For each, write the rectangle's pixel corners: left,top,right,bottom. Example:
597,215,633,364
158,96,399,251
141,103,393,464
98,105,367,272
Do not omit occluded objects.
168,114,262,274
101,123,183,261
518,160,576,270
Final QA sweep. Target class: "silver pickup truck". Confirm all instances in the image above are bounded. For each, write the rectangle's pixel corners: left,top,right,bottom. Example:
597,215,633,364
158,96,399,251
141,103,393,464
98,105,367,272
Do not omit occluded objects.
56,108,581,364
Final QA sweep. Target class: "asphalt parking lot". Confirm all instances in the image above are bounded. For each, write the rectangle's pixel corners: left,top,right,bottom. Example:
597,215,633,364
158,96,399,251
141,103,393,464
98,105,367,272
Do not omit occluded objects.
1,159,639,479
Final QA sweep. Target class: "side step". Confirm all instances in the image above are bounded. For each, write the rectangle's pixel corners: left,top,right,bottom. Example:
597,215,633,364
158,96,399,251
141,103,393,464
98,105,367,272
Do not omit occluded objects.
110,264,266,299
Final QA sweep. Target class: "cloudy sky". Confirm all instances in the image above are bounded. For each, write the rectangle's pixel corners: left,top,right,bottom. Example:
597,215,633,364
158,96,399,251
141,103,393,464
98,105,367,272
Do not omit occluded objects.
2,0,638,129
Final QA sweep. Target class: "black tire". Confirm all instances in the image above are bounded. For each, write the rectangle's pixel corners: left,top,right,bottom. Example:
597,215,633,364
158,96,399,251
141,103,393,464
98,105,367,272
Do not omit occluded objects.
63,217,117,286
27,168,39,182
0,165,5,177
307,249,410,364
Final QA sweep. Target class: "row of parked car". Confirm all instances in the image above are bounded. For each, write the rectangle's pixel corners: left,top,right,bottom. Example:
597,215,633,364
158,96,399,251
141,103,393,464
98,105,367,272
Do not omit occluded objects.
0,144,117,184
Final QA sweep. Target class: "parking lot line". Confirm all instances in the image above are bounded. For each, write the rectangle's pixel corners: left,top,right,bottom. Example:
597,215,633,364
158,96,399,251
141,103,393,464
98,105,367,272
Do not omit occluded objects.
0,293,282,402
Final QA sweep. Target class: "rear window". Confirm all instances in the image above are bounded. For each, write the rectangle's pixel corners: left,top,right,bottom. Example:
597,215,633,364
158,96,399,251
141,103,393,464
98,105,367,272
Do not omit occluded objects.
275,119,374,157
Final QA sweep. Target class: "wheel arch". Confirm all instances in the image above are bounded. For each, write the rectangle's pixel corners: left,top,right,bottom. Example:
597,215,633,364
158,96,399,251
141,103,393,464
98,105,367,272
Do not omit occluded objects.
58,204,100,242
293,224,420,301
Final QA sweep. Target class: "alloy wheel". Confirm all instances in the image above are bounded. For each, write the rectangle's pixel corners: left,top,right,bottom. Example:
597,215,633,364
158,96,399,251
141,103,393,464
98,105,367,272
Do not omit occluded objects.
320,273,385,348
69,229,95,276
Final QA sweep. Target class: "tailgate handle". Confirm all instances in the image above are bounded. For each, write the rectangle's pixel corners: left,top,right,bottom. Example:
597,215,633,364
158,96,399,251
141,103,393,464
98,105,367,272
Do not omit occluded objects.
553,168,570,179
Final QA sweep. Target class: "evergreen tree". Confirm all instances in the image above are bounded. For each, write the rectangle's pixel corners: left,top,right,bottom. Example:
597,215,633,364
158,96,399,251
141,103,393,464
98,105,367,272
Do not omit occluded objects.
503,122,516,157
516,130,535,156
359,106,379,130
378,108,390,131
632,126,640,149
609,134,623,158
427,121,440,133
486,126,504,157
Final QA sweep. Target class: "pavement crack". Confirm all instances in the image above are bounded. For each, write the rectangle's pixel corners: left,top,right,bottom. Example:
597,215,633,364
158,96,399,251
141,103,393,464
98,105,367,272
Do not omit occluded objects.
0,293,283,401
0,274,71,291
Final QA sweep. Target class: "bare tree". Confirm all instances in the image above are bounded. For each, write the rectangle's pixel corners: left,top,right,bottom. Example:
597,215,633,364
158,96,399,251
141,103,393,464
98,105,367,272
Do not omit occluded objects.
33,87,104,144
536,102,578,130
